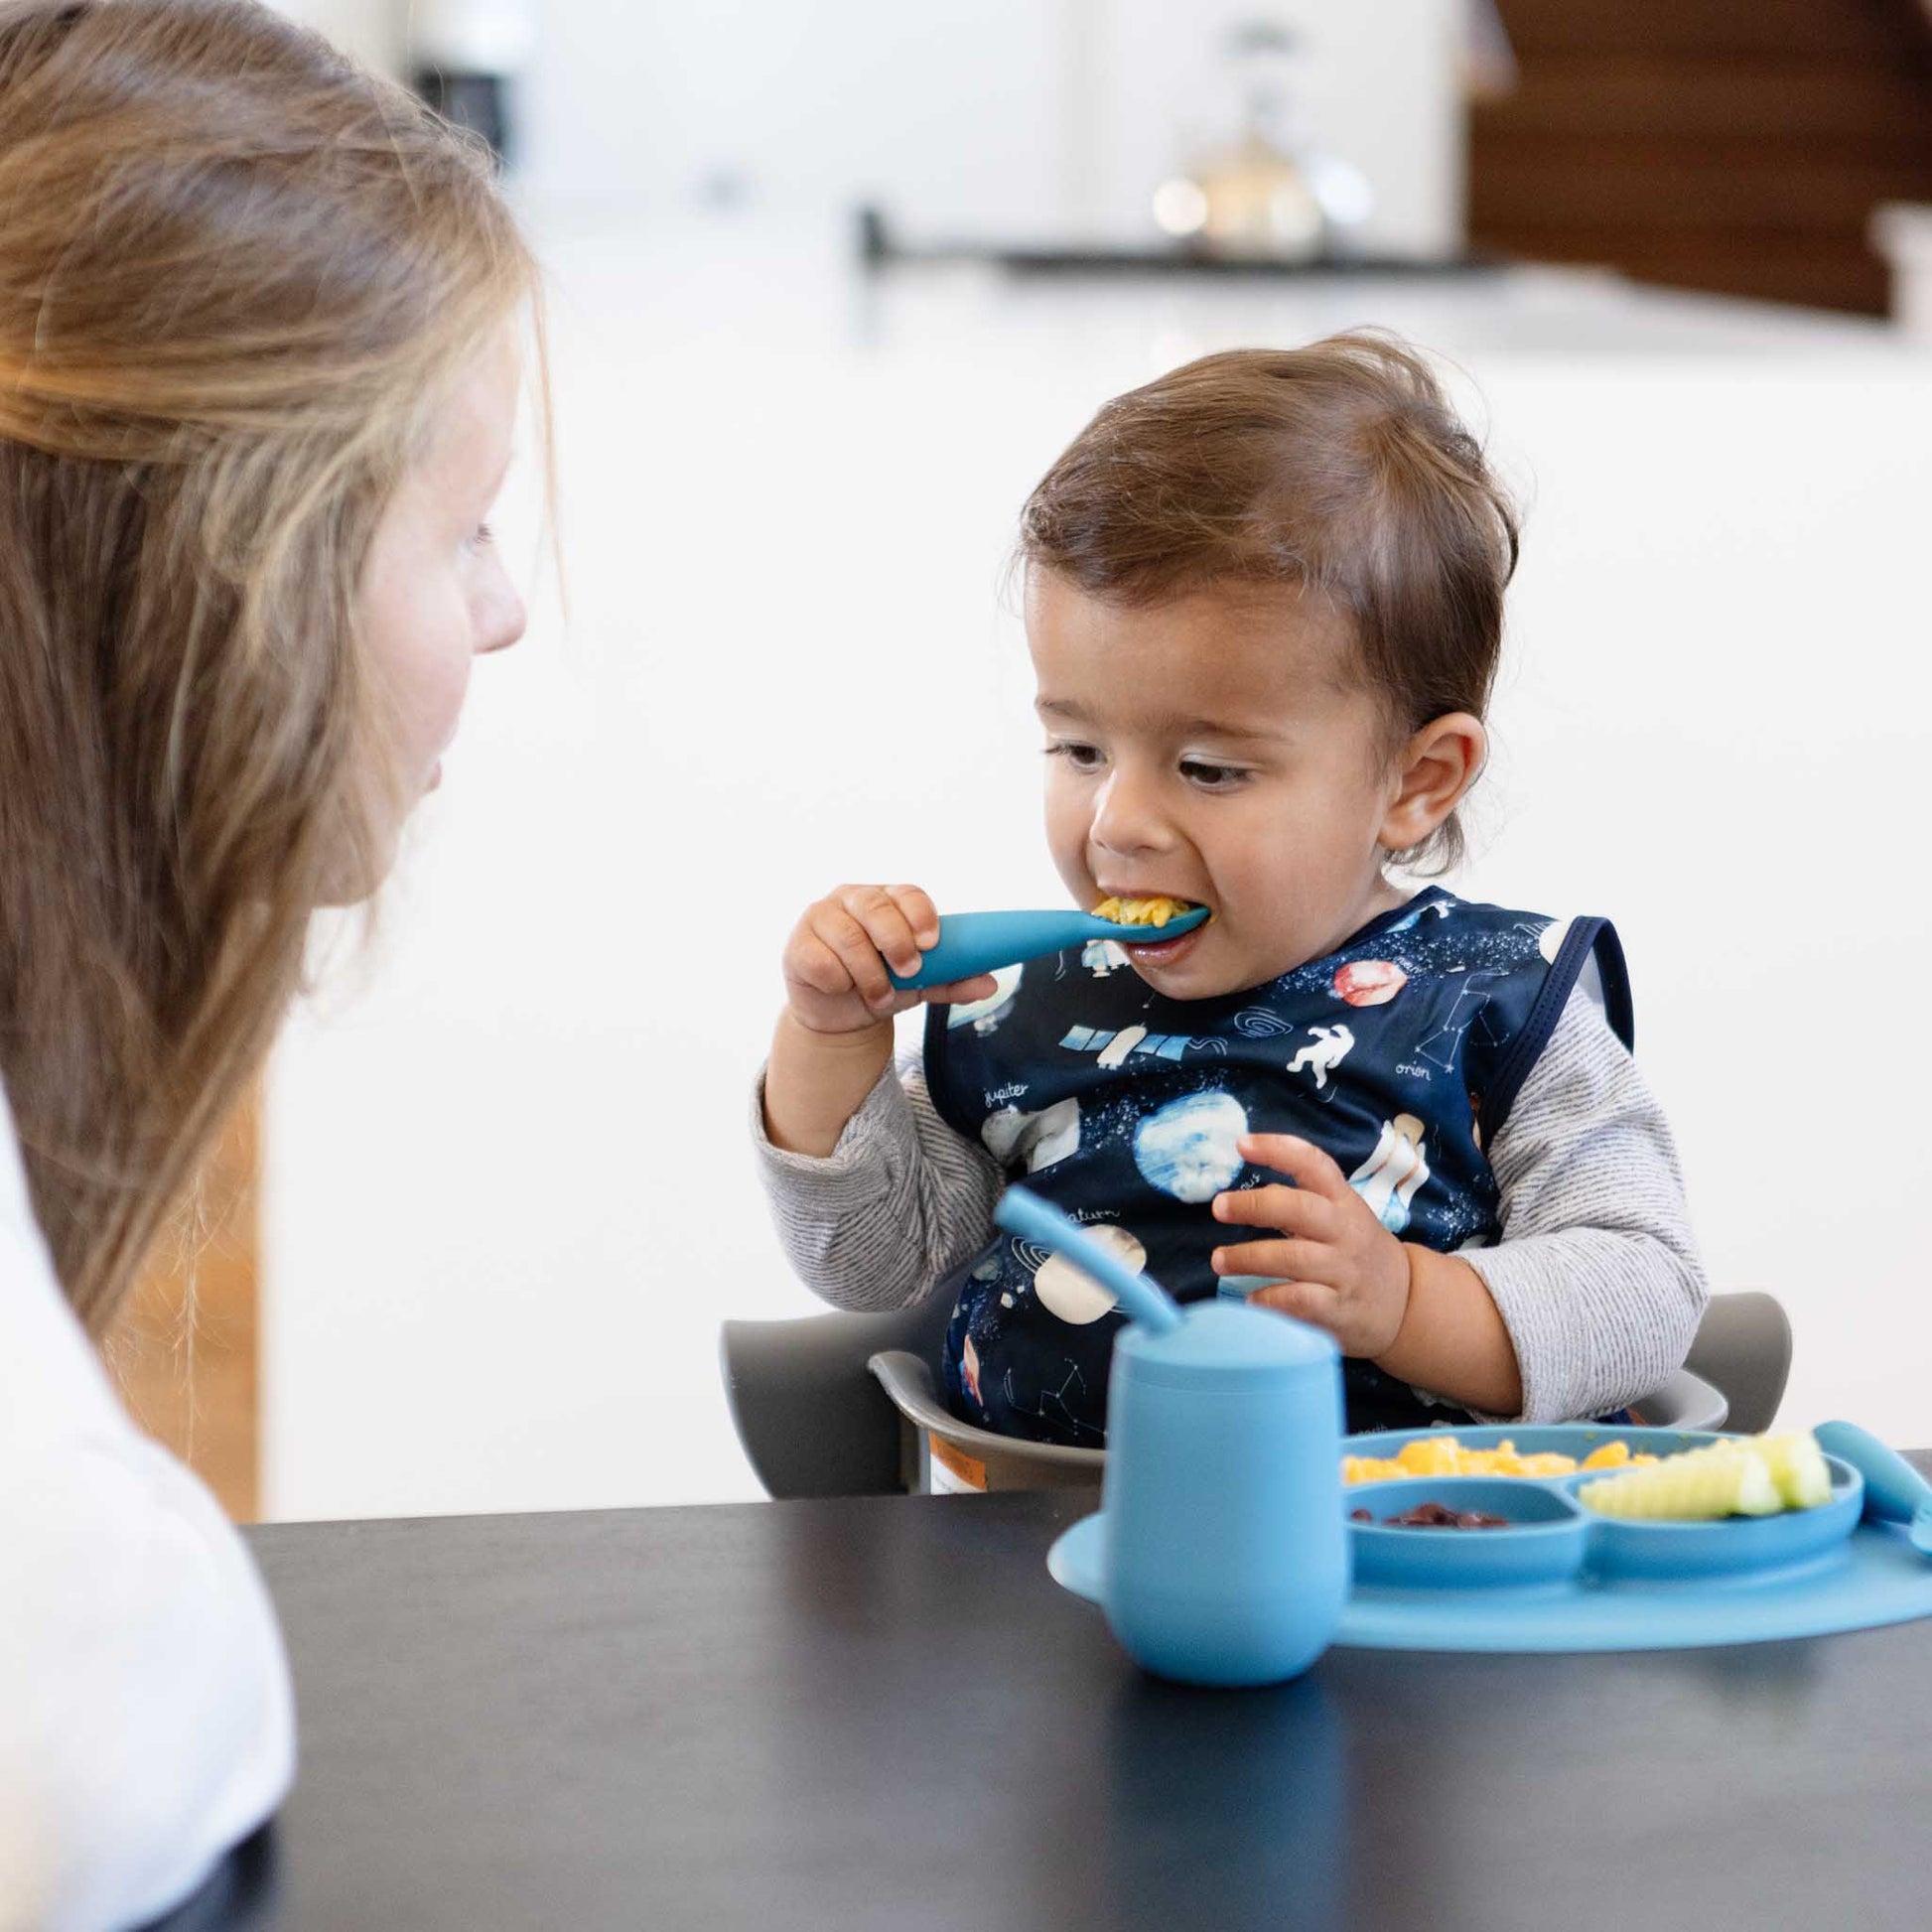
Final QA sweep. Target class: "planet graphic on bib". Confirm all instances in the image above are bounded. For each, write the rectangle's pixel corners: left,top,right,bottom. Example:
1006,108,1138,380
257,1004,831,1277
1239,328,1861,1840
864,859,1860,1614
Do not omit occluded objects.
1333,959,1406,1007
946,964,1024,1034
1133,1089,1249,1202
1034,1222,1147,1324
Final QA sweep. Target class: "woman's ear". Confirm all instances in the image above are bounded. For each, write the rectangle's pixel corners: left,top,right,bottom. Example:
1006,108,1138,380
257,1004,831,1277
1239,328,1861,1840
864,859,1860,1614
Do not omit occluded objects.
1378,713,1487,853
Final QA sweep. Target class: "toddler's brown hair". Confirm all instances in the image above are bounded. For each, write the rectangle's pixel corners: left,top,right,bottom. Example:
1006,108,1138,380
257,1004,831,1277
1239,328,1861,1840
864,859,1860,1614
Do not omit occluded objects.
1019,333,1518,872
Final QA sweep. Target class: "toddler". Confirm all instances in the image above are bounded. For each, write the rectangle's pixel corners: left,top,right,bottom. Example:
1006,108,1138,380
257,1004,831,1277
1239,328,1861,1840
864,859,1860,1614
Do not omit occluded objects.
756,336,1706,1442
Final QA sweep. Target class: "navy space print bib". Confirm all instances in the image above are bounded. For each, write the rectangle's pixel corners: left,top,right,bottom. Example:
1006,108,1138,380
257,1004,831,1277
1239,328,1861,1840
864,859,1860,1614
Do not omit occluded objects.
922,888,1631,1444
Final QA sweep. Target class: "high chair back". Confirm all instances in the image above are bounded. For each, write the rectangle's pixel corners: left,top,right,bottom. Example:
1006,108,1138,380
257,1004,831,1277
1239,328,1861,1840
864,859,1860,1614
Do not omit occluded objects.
721,1292,1792,1500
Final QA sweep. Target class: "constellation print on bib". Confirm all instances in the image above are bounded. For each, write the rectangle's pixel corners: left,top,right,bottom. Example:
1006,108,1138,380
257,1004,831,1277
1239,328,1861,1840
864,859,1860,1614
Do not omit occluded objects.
1417,971,1508,1072
1002,1360,1104,1445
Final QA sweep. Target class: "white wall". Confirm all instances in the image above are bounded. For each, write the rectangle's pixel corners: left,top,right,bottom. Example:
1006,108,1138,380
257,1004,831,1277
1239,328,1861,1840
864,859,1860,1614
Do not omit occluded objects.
261,220,1932,1522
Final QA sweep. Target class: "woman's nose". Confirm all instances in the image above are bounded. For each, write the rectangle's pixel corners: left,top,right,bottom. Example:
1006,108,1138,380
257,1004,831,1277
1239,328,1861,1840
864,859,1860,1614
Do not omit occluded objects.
475,566,526,656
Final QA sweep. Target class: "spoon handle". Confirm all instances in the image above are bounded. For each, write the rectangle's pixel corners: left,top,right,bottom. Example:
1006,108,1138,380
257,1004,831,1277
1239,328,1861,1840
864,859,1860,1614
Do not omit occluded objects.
1815,1420,1932,1523
993,1186,1184,1334
889,906,1207,991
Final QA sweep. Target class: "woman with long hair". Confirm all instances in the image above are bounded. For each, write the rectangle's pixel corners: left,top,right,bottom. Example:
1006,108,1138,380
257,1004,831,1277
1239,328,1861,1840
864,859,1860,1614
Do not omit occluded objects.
0,4,537,1921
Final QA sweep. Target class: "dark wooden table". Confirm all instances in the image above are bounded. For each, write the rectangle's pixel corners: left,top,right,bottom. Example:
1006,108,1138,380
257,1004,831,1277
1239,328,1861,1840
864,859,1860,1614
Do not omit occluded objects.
158,1464,1932,1932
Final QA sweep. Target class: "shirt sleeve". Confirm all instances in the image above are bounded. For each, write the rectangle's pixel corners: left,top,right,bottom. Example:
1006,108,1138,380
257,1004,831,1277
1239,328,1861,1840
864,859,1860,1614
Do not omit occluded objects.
1457,983,1710,1425
0,1105,293,1932
752,1052,1001,1313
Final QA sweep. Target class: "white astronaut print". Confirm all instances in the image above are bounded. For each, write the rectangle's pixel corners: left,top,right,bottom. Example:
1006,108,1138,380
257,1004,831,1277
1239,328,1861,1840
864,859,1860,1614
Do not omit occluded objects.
1287,1023,1354,1092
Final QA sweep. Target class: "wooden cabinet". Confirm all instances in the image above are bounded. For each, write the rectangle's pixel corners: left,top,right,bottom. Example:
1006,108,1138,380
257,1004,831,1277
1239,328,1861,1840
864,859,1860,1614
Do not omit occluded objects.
105,1098,260,1522
1470,0,1932,314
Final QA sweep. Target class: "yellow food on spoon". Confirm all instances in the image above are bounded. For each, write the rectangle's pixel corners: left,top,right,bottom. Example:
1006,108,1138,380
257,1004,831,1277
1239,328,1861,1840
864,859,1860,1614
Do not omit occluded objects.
1091,895,1196,929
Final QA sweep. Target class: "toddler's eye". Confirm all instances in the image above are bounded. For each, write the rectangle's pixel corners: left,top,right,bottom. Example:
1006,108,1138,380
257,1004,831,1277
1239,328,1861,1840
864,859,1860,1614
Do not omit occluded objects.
466,522,495,553
1180,759,1248,790
1046,741,1103,771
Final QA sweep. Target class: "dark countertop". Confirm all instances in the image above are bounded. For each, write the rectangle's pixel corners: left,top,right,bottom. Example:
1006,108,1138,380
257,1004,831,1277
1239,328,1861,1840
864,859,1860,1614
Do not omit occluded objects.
148,1463,1932,1931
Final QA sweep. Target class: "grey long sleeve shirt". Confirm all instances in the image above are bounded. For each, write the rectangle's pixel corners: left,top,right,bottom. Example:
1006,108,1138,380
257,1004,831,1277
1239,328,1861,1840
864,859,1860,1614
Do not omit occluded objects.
753,986,1708,1425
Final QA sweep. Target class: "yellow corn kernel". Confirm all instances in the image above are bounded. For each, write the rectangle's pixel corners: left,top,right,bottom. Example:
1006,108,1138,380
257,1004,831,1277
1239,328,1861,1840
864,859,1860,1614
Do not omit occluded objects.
1341,1432,1608,1484
1396,1436,1464,1475
1342,1455,1404,1485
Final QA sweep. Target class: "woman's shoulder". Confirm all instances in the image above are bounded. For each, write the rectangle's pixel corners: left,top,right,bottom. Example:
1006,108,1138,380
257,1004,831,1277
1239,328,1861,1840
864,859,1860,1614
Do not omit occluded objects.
0,1078,295,1931
0,1081,122,1450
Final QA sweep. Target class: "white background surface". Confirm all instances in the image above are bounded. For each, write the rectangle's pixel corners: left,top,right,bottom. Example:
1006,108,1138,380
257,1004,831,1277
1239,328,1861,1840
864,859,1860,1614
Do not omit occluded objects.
260,215,1932,1520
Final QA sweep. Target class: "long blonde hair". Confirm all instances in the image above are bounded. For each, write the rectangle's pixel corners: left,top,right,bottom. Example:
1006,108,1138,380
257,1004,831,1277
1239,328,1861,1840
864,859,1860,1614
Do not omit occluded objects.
0,0,539,1331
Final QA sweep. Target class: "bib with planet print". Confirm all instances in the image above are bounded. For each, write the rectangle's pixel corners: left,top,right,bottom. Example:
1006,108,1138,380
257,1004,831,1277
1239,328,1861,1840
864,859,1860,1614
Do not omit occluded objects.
923,888,1632,1445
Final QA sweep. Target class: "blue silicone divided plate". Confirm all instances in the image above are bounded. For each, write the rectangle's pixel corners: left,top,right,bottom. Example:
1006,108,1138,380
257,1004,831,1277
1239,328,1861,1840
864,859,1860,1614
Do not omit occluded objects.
1047,1428,1924,1655
1343,1426,1863,1586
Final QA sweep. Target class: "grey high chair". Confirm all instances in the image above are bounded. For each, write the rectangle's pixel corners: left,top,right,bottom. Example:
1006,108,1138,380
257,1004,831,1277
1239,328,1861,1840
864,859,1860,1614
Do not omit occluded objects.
721,1290,1794,1499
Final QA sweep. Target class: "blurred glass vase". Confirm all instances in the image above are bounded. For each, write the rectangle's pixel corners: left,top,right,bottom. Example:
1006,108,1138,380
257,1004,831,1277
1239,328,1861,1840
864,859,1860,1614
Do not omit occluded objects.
1155,18,1374,263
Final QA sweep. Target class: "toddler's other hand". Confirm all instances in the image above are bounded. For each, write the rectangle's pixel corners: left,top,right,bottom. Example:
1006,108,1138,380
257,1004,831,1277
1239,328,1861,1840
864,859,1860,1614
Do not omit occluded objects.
1209,1134,1413,1358
781,883,996,1035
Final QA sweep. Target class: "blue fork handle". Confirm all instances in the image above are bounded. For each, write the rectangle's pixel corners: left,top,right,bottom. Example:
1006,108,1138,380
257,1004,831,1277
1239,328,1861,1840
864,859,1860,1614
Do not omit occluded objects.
889,906,1208,991
1815,1421,1932,1523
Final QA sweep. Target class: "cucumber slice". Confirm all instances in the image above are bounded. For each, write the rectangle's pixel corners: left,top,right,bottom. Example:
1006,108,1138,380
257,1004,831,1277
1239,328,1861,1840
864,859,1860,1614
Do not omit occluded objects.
1581,1443,1781,1521
1744,1431,1833,1511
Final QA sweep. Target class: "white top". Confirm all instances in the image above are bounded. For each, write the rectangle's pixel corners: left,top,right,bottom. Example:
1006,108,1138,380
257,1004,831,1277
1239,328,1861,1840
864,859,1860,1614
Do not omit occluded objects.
0,1085,293,1932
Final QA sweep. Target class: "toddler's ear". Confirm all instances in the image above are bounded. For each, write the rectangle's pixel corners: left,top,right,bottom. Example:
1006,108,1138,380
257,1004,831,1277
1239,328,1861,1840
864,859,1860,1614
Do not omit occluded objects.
1378,713,1486,852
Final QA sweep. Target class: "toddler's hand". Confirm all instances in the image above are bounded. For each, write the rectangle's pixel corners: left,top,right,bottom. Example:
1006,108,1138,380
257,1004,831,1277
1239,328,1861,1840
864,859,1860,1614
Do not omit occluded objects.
1210,1134,1412,1359
781,883,996,1035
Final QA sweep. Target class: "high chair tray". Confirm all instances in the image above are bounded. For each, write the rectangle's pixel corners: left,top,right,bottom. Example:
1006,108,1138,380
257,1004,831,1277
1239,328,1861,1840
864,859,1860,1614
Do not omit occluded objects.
1046,1425,1932,1654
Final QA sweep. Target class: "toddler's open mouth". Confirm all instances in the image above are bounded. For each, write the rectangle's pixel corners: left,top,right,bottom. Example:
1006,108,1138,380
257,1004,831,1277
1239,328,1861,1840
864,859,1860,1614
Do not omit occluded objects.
1091,893,1211,967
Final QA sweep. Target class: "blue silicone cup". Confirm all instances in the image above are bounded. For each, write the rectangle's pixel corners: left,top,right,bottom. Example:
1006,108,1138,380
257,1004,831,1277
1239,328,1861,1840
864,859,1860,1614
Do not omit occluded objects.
1569,1454,1864,1583
1102,1303,1347,1687
1346,1477,1588,1591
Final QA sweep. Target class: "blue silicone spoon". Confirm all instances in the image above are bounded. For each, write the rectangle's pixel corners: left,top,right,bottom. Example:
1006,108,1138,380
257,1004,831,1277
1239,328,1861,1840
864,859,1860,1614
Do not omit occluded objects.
888,905,1209,991
993,1185,1184,1334
1815,1421,1932,1554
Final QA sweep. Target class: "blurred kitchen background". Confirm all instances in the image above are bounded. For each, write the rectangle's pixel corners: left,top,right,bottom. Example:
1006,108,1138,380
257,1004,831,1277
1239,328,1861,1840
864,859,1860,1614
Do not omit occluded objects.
115,0,1932,1521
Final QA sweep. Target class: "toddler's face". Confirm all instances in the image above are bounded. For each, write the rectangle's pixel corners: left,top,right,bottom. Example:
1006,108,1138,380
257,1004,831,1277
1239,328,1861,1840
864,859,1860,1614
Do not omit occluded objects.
1028,572,1412,1002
